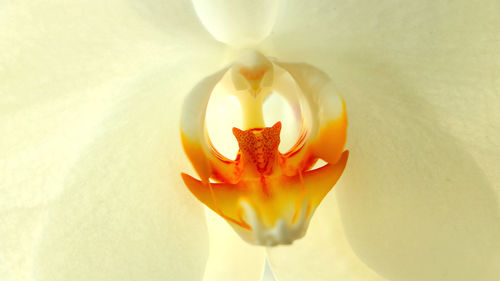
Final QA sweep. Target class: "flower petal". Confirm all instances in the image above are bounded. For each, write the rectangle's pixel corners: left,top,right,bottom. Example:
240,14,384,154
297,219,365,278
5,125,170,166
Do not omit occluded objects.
0,84,129,280
191,0,280,46
274,61,347,164
334,67,500,281
0,0,221,208
181,67,232,183
265,1,500,280
266,193,385,281
32,65,222,281
0,0,217,111
0,1,224,279
203,210,266,281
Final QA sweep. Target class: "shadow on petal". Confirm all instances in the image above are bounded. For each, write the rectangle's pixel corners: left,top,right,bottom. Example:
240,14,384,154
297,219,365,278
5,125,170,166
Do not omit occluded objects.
333,54,500,281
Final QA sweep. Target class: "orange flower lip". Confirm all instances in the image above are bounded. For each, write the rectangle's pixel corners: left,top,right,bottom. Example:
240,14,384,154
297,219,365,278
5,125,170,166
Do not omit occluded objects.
180,51,348,245
181,119,348,245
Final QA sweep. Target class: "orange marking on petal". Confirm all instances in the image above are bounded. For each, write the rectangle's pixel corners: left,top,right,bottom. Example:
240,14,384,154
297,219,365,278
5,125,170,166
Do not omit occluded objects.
239,66,267,81
181,131,242,184
311,101,348,164
181,173,251,230
291,169,306,224
180,133,212,182
181,117,348,235
301,150,349,206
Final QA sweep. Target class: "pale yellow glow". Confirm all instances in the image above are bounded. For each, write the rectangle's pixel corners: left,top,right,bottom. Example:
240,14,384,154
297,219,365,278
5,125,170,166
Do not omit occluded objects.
1,1,499,281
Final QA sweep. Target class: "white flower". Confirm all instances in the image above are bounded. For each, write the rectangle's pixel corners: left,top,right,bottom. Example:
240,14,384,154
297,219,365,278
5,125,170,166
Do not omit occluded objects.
1,1,499,281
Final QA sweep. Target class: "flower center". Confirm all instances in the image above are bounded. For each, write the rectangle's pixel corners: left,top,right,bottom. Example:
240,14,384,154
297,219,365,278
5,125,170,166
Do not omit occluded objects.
232,122,281,177
180,50,348,246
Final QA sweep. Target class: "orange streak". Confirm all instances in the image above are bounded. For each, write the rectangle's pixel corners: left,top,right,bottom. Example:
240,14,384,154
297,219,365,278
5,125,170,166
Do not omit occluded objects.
311,102,347,164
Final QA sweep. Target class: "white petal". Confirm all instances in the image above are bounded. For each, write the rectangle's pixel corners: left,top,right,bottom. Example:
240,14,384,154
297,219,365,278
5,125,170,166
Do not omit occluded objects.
0,0,222,208
0,208,47,281
0,0,217,110
191,0,280,46
33,66,219,281
0,83,130,280
267,193,385,281
264,1,500,280
335,70,500,281
203,209,266,281
0,1,224,279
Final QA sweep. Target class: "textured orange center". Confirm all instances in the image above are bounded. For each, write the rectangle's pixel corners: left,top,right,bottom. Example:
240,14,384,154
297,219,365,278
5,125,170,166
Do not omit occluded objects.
232,122,281,176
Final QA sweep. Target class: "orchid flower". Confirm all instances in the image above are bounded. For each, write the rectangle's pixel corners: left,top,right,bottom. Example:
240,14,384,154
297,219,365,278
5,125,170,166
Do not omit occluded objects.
1,1,499,281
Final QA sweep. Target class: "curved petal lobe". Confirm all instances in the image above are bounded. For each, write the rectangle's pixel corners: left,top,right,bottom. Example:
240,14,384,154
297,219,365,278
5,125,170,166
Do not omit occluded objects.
191,0,280,46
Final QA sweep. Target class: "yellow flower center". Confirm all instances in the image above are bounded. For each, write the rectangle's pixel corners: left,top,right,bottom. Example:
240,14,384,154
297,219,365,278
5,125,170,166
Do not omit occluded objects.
180,50,348,246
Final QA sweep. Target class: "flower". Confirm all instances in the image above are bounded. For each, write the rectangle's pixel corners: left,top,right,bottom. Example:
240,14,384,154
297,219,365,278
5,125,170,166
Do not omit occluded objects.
1,1,499,281
180,49,349,246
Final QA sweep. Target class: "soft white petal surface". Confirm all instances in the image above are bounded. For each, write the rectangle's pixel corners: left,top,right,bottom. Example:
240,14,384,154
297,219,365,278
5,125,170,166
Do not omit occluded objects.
33,65,218,281
203,209,266,281
191,0,280,46
336,72,500,281
263,1,500,280
0,0,225,280
264,0,500,185
267,193,385,281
